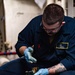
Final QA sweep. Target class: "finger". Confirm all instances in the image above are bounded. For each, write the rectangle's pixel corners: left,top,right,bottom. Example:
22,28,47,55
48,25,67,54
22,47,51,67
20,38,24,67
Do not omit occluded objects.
26,52,37,63
26,55,37,63
25,57,33,63
34,70,41,75
28,61,33,63
29,57,37,63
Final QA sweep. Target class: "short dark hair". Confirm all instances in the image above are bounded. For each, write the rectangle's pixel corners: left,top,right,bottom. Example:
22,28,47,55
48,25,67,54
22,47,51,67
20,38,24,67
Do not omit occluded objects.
42,3,64,25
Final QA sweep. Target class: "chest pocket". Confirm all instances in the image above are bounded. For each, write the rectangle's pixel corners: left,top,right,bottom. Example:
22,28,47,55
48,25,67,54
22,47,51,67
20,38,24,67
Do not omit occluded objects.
56,42,69,55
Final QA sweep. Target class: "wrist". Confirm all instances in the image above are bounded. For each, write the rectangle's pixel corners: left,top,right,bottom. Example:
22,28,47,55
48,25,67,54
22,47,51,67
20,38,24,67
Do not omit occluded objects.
48,68,55,74
48,68,51,74
19,46,27,55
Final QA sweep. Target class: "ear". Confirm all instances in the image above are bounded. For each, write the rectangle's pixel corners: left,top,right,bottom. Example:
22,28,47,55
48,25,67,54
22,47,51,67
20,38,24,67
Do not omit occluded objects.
61,21,65,26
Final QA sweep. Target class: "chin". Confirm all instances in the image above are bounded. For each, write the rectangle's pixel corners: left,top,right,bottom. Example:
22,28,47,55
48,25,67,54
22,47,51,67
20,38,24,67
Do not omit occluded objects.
48,33,55,36
48,34,53,36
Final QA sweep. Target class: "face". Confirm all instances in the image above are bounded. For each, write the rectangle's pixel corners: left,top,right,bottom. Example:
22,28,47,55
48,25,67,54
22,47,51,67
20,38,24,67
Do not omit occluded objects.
42,20,65,36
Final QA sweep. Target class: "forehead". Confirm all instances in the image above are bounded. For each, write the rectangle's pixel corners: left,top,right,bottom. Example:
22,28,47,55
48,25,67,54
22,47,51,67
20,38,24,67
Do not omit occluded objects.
42,20,60,29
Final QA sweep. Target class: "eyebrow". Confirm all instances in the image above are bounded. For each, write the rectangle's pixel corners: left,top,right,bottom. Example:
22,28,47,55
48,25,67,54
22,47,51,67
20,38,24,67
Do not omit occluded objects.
43,23,60,30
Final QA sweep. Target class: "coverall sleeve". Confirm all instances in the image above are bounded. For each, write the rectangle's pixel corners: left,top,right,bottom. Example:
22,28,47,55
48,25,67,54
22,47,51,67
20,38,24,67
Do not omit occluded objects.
15,20,34,57
60,29,75,70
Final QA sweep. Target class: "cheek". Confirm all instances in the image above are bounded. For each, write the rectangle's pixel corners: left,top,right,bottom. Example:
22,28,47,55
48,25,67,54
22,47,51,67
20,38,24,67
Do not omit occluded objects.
53,28,60,33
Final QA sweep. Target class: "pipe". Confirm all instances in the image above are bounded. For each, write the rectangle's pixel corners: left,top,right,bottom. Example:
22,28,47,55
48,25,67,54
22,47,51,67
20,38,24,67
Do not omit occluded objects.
0,52,16,55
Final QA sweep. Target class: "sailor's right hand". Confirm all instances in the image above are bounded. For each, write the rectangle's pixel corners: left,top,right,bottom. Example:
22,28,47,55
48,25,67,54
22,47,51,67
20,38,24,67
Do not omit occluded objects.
24,47,37,63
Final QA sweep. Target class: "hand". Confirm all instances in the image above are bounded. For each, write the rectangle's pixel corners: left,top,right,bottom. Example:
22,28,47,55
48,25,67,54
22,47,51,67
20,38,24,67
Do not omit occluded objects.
24,47,37,63
34,68,49,75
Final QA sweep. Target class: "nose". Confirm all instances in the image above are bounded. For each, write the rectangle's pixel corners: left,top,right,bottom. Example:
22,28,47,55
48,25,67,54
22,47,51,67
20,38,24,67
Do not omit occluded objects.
46,30,57,35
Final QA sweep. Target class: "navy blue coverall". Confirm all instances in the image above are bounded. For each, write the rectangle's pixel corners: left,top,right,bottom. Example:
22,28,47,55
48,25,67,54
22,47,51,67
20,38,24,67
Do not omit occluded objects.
0,15,75,75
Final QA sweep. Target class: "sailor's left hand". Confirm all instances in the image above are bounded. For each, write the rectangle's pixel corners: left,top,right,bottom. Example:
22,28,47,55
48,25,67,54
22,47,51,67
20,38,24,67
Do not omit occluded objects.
34,68,49,75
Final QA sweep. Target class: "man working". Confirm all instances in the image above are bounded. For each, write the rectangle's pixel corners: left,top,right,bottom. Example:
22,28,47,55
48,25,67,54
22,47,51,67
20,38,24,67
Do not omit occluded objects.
0,3,75,75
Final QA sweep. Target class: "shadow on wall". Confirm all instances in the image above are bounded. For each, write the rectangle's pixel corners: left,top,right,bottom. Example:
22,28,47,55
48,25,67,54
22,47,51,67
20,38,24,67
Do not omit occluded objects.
15,0,35,5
